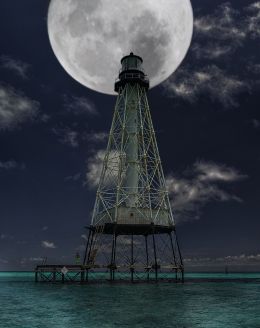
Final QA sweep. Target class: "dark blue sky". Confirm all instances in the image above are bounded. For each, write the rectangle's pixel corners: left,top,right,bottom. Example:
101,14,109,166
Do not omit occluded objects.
0,0,259,271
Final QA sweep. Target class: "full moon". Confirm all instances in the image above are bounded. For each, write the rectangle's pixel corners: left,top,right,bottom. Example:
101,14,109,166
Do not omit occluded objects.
48,0,193,95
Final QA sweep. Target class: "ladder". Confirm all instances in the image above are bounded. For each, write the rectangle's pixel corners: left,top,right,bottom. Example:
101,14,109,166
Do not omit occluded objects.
88,225,105,265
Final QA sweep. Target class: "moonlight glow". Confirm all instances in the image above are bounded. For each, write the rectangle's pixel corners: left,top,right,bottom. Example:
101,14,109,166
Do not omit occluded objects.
48,0,193,95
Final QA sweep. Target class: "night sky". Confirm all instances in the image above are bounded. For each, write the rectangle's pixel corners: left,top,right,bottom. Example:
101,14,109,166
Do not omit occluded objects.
0,0,259,271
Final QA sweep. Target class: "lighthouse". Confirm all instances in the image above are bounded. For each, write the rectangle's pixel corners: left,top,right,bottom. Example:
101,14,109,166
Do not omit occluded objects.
83,53,184,282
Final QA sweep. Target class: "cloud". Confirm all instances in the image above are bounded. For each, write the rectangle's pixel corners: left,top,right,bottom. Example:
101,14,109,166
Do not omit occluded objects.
63,132,107,184
84,149,120,189
85,149,105,188
163,65,249,107
63,95,98,116
84,152,247,223
0,55,30,79
41,240,56,249
20,257,44,265
246,1,260,38
193,2,260,59
193,3,246,51
84,131,108,143
0,160,17,170
223,253,260,262
0,234,14,240
192,43,234,60
65,172,81,182
52,126,79,147
0,160,25,170
0,258,8,264
81,234,87,240
184,253,260,266
191,2,245,60
247,62,260,74
16,240,27,245
0,84,40,130
252,119,260,128
42,226,48,231
165,160,247,223
194,161,247,182
164,2,260,107
63,132,108,184
29,257,44,262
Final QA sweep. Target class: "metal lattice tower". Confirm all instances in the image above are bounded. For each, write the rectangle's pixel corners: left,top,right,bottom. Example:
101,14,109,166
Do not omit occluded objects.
84,53,184,282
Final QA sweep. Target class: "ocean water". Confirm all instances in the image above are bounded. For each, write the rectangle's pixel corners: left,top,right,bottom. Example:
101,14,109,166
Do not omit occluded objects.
0,272,260,328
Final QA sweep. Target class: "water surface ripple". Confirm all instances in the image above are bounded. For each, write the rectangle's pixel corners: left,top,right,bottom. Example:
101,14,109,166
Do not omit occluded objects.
0,272,260,328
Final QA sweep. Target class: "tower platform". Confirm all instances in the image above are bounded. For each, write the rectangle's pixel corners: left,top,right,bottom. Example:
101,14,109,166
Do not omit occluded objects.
88,223,176,235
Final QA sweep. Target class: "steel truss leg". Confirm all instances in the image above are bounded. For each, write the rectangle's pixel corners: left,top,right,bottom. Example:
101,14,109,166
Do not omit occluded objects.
152,231,158,281
86,230,94,282
169,232,178,281
145,235,149,281
83,228,92,265
110,225,117,281
52,267,56,282
174,229,184,283
80,268,85,283
113,234,117,281
131,233,134,282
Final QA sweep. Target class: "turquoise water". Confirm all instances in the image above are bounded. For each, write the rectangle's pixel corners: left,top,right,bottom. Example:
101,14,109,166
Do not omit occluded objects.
0,272,260,327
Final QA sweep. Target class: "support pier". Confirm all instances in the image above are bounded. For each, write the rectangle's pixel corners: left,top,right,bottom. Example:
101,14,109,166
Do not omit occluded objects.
34,263,184,284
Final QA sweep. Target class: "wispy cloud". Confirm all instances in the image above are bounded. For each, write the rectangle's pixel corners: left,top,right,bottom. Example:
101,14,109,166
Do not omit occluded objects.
29,257,44,262
0,258,8,264
223,254,260,262
85,153,246,222
41,240,56,249
85,149,105,188
163,65,249,107
52,126,79,147
16,240,27,245
193,2,260,59
0,83,40,130
42,226,48,231
20,257,44,265
247,62,260,74
184,253,260,266
252,119,260,128
63,95,98,116
84,148,121,189
246,1,260,38
0,160,25,170
84,131,108,144
0,55,30,79
194,161,247,182
22,257,44,263
191,43,234,60
164,2,260,107
64,172,81,182
0,233,14,240
193,3,246,59
166,160,247,223
62,132,107,184
81,234,87,240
